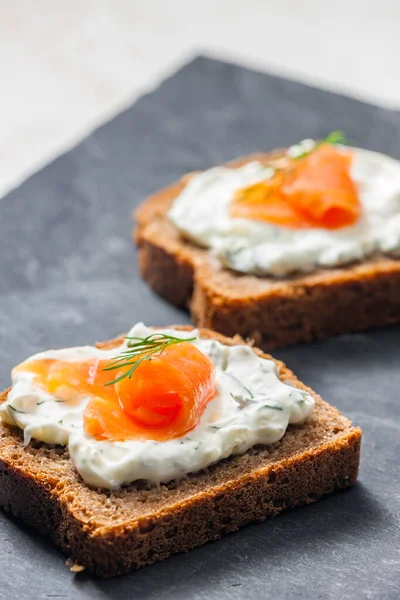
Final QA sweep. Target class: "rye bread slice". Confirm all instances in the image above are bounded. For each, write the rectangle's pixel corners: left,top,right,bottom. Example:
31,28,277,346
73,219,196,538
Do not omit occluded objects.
0,327,361,578
134,154,400,350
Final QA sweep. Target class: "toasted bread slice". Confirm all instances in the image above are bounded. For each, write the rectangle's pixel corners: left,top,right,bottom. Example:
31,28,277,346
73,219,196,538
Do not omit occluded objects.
0,327,361,578
135,154,400,350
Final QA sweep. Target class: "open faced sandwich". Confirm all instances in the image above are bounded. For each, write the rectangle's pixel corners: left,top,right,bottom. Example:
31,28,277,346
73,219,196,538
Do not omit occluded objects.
0,323,361,576
135,133,400,349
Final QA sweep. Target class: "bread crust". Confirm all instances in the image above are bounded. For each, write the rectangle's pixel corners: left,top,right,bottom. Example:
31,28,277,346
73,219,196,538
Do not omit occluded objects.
0,327,361,577
134,154,400,349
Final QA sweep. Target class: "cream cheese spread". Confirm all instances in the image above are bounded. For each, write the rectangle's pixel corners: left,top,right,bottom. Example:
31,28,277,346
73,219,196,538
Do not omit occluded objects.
0,323,314,488
168,144,400,276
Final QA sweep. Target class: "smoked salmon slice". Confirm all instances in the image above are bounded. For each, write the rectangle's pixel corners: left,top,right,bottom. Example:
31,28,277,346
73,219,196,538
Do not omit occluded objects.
14,358,115,404
15,342,216,442
231,179,315,229
85,342,216,441
231,144,361,229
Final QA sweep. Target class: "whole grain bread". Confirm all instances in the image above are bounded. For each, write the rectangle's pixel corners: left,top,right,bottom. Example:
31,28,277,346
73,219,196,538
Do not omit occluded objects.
0,327,361,577
135,154,400,350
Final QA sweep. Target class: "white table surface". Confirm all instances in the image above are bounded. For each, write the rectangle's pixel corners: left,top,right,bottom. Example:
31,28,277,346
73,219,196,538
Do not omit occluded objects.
1,0,399,199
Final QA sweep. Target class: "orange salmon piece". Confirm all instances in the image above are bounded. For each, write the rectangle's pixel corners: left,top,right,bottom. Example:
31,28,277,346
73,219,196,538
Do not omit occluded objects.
13,358,115,404
85,342,216,441
282,144,361,229
231,180,315,228
15,342,216,442
231,144,361,230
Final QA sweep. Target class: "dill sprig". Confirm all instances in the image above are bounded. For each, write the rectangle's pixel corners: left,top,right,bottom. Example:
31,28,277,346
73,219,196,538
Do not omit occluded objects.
292,130,351,161
8,404,26,414
322,130,351,146
103,333,196,386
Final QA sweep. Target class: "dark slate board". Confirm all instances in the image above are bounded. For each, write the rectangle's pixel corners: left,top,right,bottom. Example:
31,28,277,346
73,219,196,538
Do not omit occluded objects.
1,55,399,600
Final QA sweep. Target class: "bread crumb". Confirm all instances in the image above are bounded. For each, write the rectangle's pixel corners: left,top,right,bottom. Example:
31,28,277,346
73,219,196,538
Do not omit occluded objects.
65,558,86,573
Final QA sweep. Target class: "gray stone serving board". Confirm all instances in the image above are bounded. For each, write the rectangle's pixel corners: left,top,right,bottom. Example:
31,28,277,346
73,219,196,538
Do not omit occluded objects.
0,56,399,600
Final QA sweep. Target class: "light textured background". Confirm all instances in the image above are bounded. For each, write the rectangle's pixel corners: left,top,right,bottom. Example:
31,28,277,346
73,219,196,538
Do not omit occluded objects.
1,0,400,198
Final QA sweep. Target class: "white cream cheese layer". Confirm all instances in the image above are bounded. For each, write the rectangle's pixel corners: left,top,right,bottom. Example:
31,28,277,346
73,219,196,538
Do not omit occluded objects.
0,324,314,489
168,145,400,276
